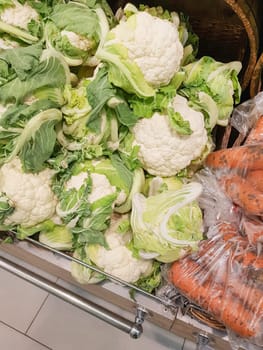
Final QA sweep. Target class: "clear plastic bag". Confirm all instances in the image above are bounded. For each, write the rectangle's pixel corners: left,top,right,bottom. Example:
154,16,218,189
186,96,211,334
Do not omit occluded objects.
230,91,263,138
194,168,241,231
166,92,263,349
168,222,263,348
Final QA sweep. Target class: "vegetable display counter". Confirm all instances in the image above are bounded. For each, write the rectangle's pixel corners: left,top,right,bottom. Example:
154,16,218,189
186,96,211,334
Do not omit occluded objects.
0,234,232,350
0,0,262,349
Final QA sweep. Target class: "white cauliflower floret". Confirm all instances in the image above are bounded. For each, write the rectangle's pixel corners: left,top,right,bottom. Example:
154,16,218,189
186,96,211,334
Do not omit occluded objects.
61,30,93,51
110,11,183,87
89,173,116,203
132,95,208,176
0,104,8,116
65,172,89,191
0,158,57,227
65,172,117,203
0,37,20,50
88,214,153,283
0,2,39,30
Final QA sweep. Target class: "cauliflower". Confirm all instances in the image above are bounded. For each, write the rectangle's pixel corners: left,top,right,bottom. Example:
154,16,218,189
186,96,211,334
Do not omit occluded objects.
108,11,183,87
61,30,94,51
0,158,57,227
87,214,153,283
0,37,20,50
0,104,8,116
132,95,208,176
0,1,39,30
89,173,117,203
65,172,117,204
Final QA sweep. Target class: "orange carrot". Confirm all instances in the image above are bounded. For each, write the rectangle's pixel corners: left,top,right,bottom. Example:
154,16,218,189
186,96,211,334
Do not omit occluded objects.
245,115,263,145
246,170,263,192
221,174,263,216
169,219,263,339
205,144,263,172
169,258,262,338
241,215,263,246
234,249,263,269
219,295,262,338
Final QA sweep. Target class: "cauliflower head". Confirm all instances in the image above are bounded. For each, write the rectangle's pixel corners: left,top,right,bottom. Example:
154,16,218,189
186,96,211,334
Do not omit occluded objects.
0,158,57,227
0,1,39,30
109,11,183,87
0,36,20,50
65,172,117,204
132,95,208,176
87,214,153,283
61,30,94,51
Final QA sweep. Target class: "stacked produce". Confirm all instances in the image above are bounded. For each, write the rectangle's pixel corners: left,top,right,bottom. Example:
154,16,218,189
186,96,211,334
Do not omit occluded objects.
168,95,263,348
1,0,256,344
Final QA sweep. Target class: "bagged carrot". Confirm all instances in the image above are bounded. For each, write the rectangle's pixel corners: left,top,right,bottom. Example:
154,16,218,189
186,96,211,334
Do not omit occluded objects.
194,168,241,231
245,115,263,144
168,222,263,346
246,170,263,192
205,143,263,173
220,173,263,216
241,215,263,247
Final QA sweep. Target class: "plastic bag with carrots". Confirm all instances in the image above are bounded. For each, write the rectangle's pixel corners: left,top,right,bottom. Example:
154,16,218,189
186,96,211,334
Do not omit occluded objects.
168,222,263,348
205,92,263,246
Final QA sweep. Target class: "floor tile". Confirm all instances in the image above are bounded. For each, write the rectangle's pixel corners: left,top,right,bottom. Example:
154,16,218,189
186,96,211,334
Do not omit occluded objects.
0,322,50,350
28,294,184,350
183,339,196,350
0,268,49,333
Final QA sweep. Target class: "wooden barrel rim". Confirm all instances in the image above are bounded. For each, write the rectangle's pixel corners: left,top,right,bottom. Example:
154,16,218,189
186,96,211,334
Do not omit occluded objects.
225,0,259,90
187,307,226,331
250,52,263,97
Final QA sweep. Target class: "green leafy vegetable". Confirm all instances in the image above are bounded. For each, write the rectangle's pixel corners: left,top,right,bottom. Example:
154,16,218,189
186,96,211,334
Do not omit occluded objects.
168,109,192,135
39,225,73,251
0,103,62,172
0,45,70,105
86,66,139,131
179,56,242,126
0,192,14,224
131,182,204,263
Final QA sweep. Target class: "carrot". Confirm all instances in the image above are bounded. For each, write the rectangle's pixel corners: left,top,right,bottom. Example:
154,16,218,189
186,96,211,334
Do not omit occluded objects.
215,221,263,268
205,144,263,172
194,238,263,300
221,174,263,216
234,249,263,270
169,220,263,339
169,258,262,338
246,170,263,192
219,295,262,338
245,115,263,145
227,276,263,312
241,215,263,246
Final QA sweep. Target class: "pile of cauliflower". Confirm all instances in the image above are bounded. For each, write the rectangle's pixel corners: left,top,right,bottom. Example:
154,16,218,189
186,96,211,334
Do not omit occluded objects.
0,1,242,292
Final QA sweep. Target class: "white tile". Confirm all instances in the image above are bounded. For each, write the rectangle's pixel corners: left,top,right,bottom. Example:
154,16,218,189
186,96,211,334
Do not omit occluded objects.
0,268,48,333
28,294,184,350
0,322,49,350
183,339,196,350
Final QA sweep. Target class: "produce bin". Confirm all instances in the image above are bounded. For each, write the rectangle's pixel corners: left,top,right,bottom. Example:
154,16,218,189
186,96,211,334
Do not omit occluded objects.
0,0,262,349
0,234,232,349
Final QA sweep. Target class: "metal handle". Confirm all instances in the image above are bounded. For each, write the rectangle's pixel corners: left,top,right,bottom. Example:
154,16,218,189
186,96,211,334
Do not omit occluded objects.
0,255,146,339
194,333,215,350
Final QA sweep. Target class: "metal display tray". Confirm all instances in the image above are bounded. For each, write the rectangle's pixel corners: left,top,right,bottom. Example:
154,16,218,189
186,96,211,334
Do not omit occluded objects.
0,232,231,349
